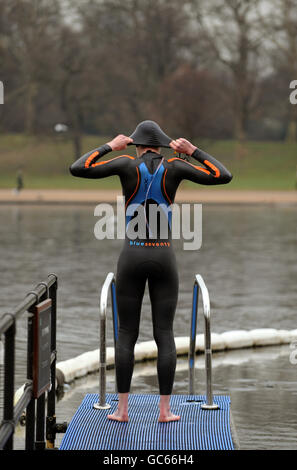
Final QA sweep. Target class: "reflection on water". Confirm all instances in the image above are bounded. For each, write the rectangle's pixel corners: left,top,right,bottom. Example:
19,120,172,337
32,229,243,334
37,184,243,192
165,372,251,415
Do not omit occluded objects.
0,204,297,449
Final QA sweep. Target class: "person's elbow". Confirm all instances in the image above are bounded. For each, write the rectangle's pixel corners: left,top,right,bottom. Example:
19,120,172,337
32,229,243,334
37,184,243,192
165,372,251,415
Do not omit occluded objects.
69,163,80,177
220,170,233,184
224,171,233,183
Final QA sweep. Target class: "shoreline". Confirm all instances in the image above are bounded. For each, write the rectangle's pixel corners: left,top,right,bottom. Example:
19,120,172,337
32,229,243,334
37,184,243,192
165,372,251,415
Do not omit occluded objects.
0,188,296,205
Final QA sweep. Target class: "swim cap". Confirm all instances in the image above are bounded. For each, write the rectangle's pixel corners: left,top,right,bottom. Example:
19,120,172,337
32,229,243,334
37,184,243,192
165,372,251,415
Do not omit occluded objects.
129,120,172,148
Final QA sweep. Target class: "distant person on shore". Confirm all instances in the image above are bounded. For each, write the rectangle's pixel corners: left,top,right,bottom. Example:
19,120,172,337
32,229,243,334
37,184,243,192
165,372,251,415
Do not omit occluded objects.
15,169,24,194
70,120,233,422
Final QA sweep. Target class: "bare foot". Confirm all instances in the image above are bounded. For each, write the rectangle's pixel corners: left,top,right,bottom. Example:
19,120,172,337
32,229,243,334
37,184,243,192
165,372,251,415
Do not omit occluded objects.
158,411,180,423
107,409,129,422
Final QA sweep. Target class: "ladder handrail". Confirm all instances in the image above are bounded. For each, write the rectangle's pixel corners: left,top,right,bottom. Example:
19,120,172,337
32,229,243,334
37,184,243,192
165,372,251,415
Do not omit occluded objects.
93,272,117,410
189,274,219,409
95,272,218,410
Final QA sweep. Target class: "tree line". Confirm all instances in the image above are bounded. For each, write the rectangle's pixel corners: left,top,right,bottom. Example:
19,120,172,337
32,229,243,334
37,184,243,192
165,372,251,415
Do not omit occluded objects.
0,0,296,159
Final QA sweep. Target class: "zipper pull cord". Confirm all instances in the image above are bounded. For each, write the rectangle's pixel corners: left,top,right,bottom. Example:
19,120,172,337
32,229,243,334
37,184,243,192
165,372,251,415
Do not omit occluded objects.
144,157,164,238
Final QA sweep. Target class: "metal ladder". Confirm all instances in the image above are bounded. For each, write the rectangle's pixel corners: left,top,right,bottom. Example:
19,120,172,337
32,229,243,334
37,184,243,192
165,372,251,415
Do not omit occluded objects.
93,272,218,410
93,273,117,410
189,274,218,409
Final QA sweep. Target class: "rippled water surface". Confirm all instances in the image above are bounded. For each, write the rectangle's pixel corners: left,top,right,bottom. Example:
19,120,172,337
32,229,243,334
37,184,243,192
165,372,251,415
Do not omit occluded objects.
0,203,296,450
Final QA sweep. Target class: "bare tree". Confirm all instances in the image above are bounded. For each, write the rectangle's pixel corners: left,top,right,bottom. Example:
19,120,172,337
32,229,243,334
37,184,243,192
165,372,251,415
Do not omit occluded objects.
4,0,61,133
152,64,234,140
191,0,265,141
258,0,297,141
0,0,295,144
76,0,194,127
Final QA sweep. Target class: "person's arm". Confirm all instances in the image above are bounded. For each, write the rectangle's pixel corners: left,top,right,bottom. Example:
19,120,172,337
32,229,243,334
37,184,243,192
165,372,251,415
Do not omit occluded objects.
69,135,134,179
169,138,233,185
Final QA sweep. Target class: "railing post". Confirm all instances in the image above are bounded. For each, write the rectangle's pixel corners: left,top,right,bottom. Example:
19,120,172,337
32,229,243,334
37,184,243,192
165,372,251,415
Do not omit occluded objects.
25,307,36,450
35,395,46,449
46,274,59,449
188,284,199,396
201,299,217,410
34,284,48,450
93,273,116,410
189,274,219,410
3,316,16,450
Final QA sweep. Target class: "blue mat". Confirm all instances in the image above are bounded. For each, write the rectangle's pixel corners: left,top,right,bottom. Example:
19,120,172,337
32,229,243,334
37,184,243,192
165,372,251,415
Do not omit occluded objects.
59,393,234,450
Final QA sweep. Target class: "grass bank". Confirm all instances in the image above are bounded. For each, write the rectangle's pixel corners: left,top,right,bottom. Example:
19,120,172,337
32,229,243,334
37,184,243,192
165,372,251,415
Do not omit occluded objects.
0,134,296,190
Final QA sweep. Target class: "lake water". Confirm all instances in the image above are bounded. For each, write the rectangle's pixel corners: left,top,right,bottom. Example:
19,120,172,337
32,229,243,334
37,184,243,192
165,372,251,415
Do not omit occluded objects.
0,203,296,450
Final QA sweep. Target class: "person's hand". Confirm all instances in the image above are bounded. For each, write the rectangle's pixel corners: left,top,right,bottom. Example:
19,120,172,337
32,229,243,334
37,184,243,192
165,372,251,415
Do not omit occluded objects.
107,134,133,151
169,138,197,156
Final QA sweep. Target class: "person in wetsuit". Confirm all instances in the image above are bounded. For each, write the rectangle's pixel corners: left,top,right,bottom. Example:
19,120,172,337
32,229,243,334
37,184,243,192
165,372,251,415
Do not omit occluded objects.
70,120,233,422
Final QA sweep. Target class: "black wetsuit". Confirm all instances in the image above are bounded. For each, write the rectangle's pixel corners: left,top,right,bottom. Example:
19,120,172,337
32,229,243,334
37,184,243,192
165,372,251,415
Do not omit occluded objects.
70,145,232,394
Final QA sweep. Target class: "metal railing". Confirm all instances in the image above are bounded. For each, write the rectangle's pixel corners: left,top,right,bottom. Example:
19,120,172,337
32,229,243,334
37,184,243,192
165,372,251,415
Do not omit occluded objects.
0,274,67,450
93,272,118,410
188,274,219,409
94,272,218,410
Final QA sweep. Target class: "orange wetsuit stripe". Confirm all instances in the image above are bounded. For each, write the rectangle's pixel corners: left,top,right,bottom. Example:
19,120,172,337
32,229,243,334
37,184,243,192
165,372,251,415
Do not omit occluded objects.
194,166,211,175
204,159,220,177
162,168,172,204
125,166,140,209
168,157,211,175
85,153,134,169
85,150,100,168
91,154,135,167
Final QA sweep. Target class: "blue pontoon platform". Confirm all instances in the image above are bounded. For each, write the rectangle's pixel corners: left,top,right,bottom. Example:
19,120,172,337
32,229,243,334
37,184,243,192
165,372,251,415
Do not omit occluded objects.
60,393,234,450
59,273,238,451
